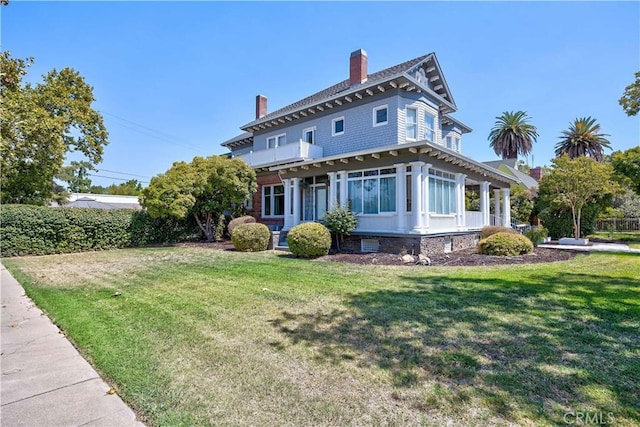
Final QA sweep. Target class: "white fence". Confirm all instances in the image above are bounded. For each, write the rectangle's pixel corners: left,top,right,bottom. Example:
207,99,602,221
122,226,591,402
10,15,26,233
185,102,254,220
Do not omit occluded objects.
595,218,640,232
239,141,323,168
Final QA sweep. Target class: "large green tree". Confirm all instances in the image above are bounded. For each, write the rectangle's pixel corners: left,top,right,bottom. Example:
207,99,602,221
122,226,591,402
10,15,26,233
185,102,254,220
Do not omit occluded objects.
619,71,640,117
554,117,611,162
57,161,95,193
0,51,108,205
140,156,256,242
537,155,617,239
488,111,538,160
611,146,640,195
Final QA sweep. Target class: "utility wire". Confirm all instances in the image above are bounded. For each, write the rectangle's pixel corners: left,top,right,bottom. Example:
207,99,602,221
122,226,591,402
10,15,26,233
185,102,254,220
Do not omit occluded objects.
89,174,150,184
97,169,151,179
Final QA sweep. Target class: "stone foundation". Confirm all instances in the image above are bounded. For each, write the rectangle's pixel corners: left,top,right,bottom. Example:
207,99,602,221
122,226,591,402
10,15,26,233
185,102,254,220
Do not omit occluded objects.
341,232,480,256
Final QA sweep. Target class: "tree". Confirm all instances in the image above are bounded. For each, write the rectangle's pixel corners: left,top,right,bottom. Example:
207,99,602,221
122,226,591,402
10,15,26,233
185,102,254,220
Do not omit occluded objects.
0,51,108,205
538,155,617,239
619,71,640,116
488,111,538,160
611,147,640,195
140,156,256,242
324,204,359,252
554,117,611,162
510,185,535,225
57,161,95,193
107,179,143,196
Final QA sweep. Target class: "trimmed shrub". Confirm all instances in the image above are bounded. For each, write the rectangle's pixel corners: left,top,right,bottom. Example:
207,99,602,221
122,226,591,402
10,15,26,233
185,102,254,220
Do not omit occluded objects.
287,222,331,258
231,223,271,252
228,215,256,237
524,226,549,246
480,226,519,239
0,205,199,257
477,232,534,256
324,204,358,252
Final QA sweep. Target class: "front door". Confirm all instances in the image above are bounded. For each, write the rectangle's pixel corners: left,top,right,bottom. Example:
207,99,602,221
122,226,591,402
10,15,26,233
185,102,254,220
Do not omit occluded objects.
315,185,327,221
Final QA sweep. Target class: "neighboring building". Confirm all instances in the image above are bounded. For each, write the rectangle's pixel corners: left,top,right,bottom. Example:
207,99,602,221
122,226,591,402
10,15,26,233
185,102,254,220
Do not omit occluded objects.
222,49,517,254
61,193,141,210
483,158,541,191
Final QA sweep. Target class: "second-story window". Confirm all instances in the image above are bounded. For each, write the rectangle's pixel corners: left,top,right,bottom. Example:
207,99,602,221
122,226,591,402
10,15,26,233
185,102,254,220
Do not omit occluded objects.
406,108,417,140
267,134,286,149
332,117,344,136
373,105,388,127
446,136,454,150
303,127,316,144
425,113,435,142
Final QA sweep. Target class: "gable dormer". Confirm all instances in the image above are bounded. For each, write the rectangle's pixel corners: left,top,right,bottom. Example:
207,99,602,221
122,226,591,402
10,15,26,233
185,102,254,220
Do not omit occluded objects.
405,54,456,111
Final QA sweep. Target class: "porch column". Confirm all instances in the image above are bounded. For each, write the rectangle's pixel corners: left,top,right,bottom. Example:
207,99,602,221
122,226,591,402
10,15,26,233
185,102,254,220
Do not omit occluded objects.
339,170,348,207
502,187,511,228
422,163,432,230
327,172,338,209
394,163,407,232
494,189,501,226
410,161,425,232
282,178,292,230
456,173,466,228
480,181,490,226
292,177,301,226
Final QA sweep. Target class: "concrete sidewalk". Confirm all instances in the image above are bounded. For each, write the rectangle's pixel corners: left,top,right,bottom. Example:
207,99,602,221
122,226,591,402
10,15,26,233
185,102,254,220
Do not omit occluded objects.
1,265,144,427
538,242,640,253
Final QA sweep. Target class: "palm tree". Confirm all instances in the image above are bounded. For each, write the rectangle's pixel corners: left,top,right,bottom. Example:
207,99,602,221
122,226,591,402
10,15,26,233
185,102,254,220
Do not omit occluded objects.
488,111,538,160
555,117,611,162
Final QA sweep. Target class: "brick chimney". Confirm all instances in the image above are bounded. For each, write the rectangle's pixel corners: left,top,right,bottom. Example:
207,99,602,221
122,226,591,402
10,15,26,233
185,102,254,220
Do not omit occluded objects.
530,167,543,181
256,95,267,119
349,49,368,86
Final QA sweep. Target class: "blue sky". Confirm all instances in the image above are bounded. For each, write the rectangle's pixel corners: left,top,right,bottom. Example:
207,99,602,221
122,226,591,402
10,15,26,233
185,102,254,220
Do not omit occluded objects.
3,1,639,187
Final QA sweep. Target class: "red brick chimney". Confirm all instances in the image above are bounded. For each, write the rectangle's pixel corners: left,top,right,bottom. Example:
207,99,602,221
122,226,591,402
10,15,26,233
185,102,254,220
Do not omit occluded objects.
349,49,368,86
530,167,543,181
256,95,267,119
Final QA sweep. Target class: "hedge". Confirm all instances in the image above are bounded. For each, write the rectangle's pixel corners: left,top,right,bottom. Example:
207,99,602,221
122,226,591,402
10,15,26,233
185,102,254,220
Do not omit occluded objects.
0,205,199,257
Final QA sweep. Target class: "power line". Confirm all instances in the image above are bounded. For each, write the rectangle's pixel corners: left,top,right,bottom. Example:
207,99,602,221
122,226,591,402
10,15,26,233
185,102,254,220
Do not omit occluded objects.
97,169,151,179
89,174,149,184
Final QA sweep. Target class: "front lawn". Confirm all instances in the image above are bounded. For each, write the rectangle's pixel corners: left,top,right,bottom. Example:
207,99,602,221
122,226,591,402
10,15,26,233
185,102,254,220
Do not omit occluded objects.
590,231,640,249
3,248,639,426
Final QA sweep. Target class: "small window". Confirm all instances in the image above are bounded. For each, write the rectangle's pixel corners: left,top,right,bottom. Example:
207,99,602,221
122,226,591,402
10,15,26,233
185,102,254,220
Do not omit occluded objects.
267,137,276,149
361,239,380,253
406,108,417,140
267,134,286,149
373,105,388,126
425,113,435,142
277,134,286,146
446,136,453,149
332,117,344,136
303,127,315,144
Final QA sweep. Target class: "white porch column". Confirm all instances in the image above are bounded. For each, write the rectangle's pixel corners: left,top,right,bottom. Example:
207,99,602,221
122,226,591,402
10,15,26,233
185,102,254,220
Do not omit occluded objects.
282,178,292,230
292,177,301,226
327,172,338,209
410,161,425,232
494,189,501,226
456,173,466,228
422,163,432,230
502,187,511,228
480,181,490,226
394,163,407,232
339,170,348,207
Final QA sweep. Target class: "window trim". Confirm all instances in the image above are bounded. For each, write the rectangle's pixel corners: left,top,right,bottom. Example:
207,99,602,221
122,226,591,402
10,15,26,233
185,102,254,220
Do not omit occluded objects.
332,117,345,136
373,105,388,127
302,127,316,144
406,107,417,141
262,184,285,218
267,133,286,149
347,166,397,215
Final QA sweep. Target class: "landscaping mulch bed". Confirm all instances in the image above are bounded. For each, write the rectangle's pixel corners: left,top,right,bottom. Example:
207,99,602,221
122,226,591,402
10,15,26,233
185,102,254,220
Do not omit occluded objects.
174,241,578,267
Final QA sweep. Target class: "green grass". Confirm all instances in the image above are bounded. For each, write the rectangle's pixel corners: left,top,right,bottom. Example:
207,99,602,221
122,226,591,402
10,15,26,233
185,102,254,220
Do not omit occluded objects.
3,248,640,426
590,231,640,249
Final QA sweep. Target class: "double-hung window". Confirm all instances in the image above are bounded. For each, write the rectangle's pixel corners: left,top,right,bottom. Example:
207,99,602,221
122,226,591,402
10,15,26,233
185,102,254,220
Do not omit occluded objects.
332,117,344,136
263,184,285,217
303,127,315,144
406,108,417,140
373,105,388,126
267,134,286,149
428,170,456,215
424,113,435,142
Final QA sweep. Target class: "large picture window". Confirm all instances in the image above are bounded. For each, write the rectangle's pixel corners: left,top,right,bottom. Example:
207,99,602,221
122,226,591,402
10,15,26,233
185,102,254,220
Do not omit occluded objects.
263,184,285,217
347,168,396,214
428,169,456,215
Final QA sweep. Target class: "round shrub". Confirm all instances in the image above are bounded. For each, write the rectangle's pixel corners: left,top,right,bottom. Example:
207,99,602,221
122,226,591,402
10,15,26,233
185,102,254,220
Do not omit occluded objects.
231,223,271,252
228,215,256,237
477,232,533,256
480,225,519,239
287,222,331,258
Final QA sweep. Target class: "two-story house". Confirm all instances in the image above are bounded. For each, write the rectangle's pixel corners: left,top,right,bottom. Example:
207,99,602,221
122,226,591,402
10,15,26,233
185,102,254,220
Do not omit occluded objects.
222,49,517,255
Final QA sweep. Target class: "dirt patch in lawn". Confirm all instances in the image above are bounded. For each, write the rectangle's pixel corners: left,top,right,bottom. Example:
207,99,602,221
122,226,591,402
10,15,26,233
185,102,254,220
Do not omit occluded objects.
175,241,578,267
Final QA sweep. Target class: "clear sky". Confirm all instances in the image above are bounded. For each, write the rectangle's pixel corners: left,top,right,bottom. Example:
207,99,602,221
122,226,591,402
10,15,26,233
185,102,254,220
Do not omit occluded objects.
3,1,639,187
